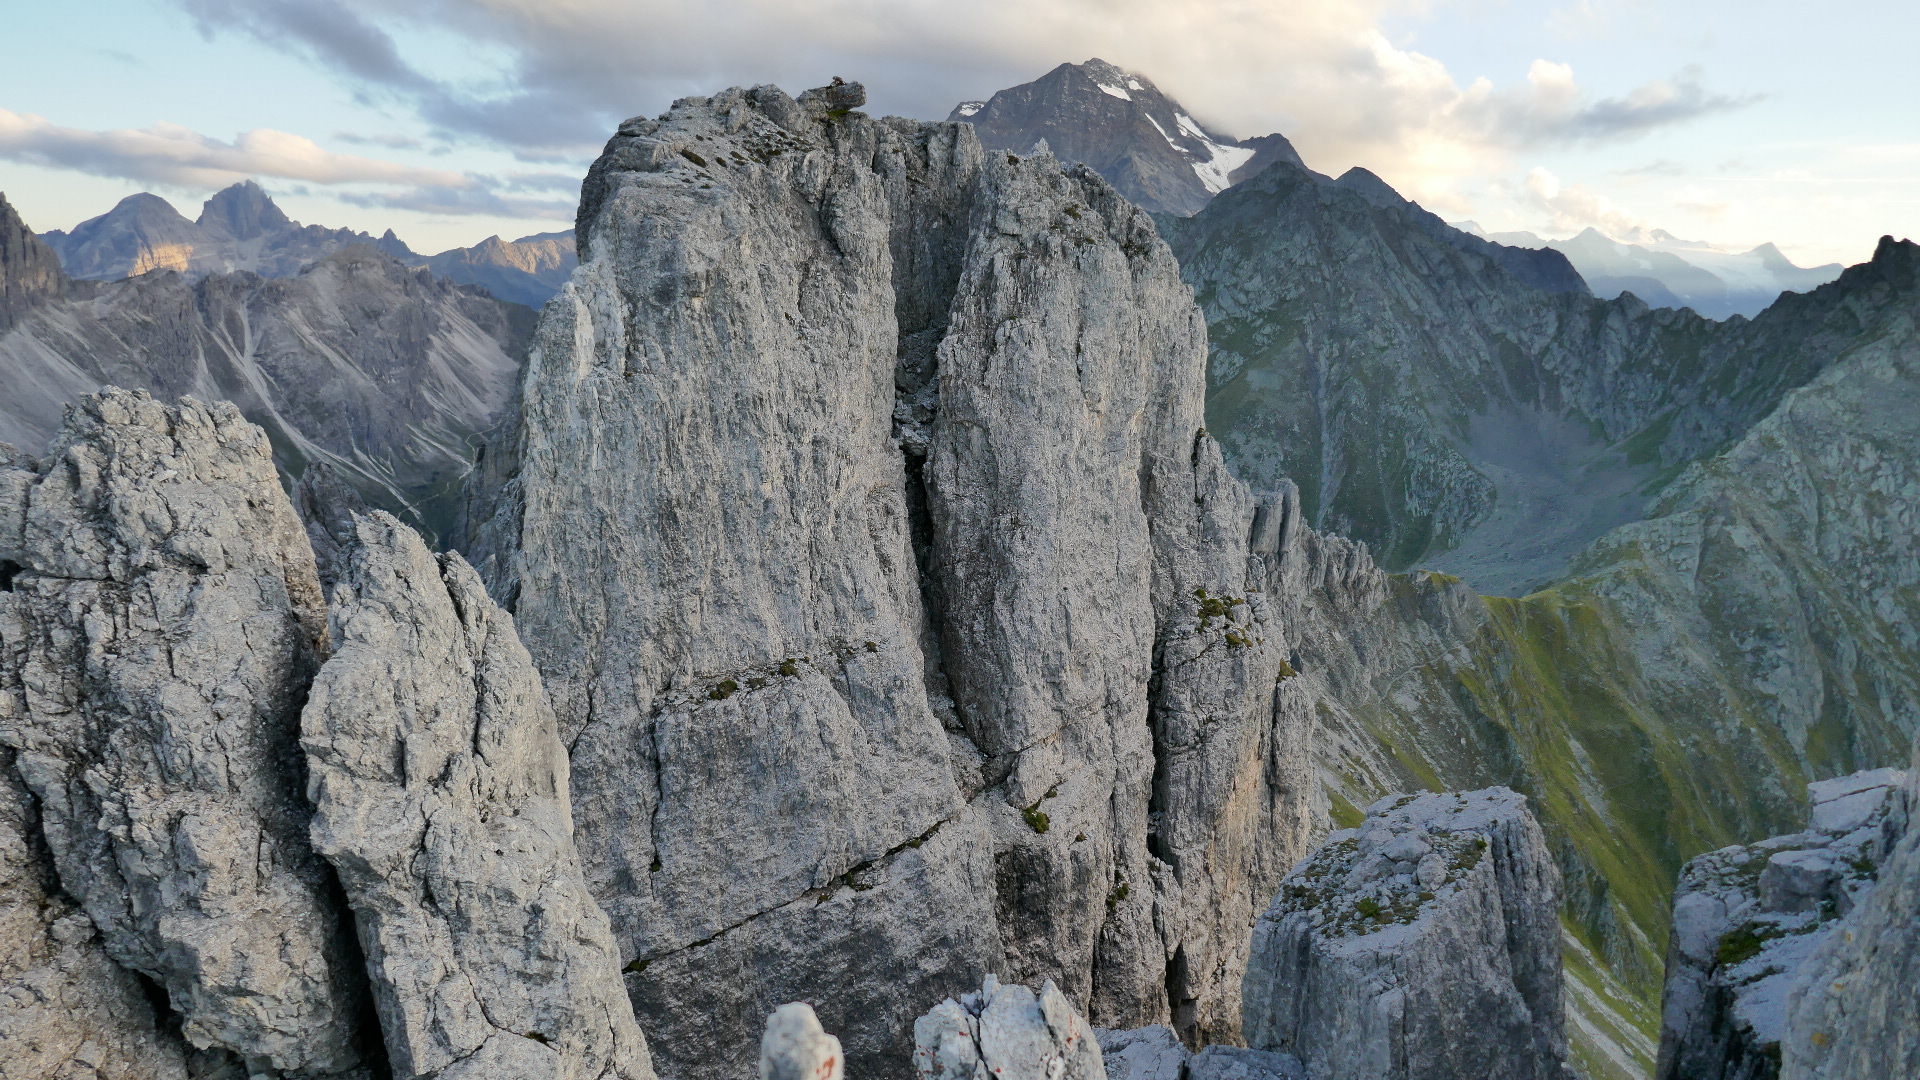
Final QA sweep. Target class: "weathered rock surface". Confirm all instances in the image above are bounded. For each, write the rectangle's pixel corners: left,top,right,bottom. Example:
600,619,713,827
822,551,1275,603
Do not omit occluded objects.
0,389,369,1073
760,1003,844,1080
914,976,1105,1080
466,80,1311,1077
1185,1045,1305,1080
1094,1025,1186,1080
1654,767,1909,1080
301,511,654,1080
1781,749,1920,1079
1243,788,1571,1080
0,240,528,541
0,745,193,1080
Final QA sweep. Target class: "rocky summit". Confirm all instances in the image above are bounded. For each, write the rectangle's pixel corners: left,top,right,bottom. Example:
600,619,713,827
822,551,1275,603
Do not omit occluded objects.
465,77,1313,1078
950,60,1302,216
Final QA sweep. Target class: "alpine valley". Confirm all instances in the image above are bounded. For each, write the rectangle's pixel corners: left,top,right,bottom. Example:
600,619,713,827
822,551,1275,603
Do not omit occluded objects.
0,58,1912,1080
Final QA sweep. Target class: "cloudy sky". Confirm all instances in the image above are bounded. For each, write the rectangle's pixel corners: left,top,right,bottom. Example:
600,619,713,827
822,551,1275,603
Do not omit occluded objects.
2,0,1913,263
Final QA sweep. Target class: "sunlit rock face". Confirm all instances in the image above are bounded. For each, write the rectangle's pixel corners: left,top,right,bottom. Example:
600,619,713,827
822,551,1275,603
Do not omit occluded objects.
465,80,1314,1078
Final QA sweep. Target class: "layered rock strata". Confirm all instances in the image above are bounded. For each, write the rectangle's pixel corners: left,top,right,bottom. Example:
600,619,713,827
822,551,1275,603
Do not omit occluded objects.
1242,788,1571,1080
302,511,654,1080
914,976,1105,1080
1655,766,1911,1079
467,81,1311,1075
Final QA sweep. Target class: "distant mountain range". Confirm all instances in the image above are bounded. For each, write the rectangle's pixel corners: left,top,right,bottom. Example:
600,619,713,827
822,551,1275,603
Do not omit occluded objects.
0,190,528,539
1456,223,1845,319
949,59,1304,215
38,181,577,308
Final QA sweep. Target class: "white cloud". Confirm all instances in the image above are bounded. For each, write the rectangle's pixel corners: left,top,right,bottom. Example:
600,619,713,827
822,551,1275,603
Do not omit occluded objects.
1522,166,1652,236
168,0,1752,192
0,108,468,190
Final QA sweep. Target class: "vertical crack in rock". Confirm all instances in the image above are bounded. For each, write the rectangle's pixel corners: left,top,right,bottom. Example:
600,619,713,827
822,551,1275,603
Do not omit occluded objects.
464,78,1316,1076
301,511,655,1080
1781,749,1920,1078
0,388,370,1074
477,83,1002,1080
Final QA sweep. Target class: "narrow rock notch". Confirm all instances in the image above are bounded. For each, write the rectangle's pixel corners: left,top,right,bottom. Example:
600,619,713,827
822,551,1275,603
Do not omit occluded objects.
465,80,1314,1075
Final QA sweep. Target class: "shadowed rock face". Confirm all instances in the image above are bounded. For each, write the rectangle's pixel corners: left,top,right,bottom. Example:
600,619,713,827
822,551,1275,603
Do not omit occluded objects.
466,80,1313,1078
1243,788,1571,1080
0,193,75,333
1166,160,1916,590
1782,750,1920,1080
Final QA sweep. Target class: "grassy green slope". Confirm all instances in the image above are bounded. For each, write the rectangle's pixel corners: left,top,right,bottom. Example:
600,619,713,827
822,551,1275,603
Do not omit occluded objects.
1268,239,1920,1079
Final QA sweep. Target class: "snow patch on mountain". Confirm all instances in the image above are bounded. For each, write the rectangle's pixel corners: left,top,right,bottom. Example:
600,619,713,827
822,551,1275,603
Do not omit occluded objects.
1191,139,1257,194
1098,83,1133,101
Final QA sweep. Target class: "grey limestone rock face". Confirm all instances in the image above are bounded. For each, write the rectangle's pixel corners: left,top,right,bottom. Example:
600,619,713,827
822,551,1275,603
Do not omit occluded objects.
470,80,1310,1076
0,745,193,1080
0,389,369,1073
498,84,1000,1080
914,976,1105,1080
1781,750,1920,1079
1,193,75,334
1654,768,1909,1080
301,511,654,1080
1242,788,1571,1080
